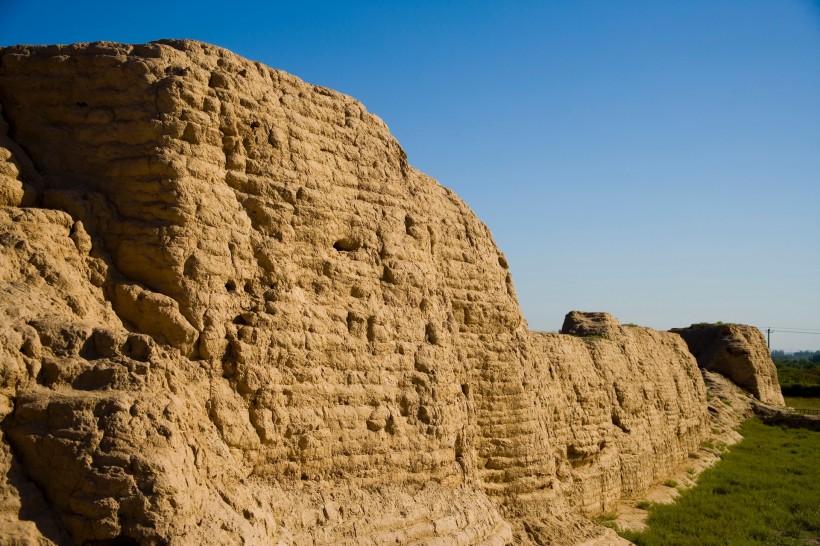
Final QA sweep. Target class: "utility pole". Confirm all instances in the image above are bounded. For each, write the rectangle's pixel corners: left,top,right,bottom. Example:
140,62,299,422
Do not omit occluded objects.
766,327,771,348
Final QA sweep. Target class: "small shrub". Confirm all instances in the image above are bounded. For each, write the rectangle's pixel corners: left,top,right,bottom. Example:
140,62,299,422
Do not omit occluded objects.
595,512,618,522
662,479,678,488
594,512,619,529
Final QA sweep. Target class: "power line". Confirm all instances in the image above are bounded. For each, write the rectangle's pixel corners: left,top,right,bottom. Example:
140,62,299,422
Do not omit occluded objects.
759,326,820,349
766,326,820,331
758,326,820,334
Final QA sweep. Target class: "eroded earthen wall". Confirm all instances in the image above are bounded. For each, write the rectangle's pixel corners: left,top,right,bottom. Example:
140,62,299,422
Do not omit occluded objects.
672,323,784,405
0,41,714,545
530,322,707,515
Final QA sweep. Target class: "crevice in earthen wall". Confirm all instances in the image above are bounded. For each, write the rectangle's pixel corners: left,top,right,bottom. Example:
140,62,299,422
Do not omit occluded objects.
0,417,68,544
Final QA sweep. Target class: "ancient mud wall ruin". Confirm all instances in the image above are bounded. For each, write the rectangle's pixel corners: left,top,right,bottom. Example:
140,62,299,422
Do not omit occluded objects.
672,323,784,406
0,41,773,545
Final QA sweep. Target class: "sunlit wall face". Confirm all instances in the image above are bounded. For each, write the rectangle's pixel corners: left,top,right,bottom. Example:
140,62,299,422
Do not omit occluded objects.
2,0,818,351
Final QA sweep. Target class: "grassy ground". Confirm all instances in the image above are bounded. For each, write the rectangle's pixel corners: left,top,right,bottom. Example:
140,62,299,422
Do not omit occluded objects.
778,366,820,387
618,419,820,545
776,363,820,397
785,397,820,410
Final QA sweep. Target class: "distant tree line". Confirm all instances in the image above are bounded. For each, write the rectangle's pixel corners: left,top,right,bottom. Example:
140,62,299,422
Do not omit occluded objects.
771,350,820,366
771,350,820,397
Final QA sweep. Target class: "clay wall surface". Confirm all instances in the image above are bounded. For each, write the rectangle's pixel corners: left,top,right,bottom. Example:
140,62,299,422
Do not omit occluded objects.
0,41,747,545
672,324,784,405
530,318,707,515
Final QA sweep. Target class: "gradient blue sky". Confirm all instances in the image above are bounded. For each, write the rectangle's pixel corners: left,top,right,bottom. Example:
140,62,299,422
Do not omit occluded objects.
2,1,819,350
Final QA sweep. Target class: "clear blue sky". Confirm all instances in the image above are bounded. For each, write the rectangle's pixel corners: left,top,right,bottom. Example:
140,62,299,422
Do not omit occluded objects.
2,1,819,350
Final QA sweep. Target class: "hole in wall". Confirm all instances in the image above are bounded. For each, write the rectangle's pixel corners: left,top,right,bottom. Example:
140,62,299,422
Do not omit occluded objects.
425,323,440,345
233,315,248,326
333,238,359,252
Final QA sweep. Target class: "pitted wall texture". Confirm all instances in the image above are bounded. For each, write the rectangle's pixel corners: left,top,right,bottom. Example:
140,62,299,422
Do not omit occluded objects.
0,41,728,545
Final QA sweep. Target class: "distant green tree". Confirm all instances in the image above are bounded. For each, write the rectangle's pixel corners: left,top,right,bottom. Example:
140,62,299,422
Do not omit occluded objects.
771,350,820,365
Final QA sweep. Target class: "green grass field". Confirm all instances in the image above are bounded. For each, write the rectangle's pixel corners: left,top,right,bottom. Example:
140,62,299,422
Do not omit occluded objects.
776,363,820,397
785,397,820,410
619,419,820,545
778,367,820,387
